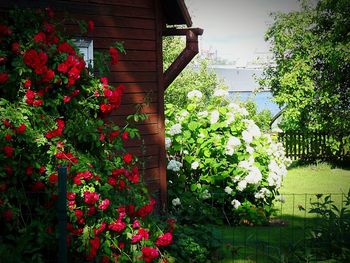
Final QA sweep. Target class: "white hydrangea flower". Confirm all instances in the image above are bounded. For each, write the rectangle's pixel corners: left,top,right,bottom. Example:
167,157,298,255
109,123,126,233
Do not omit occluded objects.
272,127,283,133
245,166,262,185
228,103,240,111
246,146,254,154
224,186,233,194
225,112,235,126
191,161,199,170
213,89,228,97
165,137,172,149
167,160,183,172
239,107,249,116
198,111,208,118
172,198,181,206
237,180,247,191
242,130,253,144
210,110,220,124
254,188,271,200
225,136,241,155
233,175,240,183
200,189,211,200
238,160,251,170
187,90,203,100
231,199,241,209
169,123,182,136
177,110,189,122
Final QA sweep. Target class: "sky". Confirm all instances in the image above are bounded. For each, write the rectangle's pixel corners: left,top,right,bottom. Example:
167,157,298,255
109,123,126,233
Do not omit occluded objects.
185,0,301,66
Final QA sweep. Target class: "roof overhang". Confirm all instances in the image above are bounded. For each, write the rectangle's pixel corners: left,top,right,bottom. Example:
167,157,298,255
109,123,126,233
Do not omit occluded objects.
163,0,192,27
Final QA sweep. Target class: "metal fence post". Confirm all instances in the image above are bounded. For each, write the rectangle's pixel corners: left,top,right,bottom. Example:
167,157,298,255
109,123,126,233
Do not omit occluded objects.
58,166,67,263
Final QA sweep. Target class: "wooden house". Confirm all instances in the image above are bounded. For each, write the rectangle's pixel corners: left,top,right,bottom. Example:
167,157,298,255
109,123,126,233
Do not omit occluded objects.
0,0,202,210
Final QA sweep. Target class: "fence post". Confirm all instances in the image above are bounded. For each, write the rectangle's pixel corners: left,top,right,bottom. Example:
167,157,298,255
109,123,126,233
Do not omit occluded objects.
58,166,67,263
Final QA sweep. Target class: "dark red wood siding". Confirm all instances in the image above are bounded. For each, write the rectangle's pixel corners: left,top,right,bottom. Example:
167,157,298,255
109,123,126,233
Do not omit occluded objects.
0,0,166,206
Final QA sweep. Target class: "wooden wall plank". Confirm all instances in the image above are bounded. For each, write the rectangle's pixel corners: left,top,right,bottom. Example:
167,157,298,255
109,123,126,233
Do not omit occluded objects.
111,61,157,72
108,72,157,83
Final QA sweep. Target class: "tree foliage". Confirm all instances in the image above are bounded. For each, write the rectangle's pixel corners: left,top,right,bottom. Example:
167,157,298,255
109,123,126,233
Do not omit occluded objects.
163,36,224,108
260,0,350,132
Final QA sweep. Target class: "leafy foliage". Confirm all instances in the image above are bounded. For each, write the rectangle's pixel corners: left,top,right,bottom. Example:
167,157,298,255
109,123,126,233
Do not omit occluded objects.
163,36,225,108
165,89,291,226
260,0,350,132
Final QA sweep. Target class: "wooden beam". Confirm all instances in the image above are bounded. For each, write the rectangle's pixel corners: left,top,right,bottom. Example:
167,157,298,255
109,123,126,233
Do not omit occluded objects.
163,28,203,89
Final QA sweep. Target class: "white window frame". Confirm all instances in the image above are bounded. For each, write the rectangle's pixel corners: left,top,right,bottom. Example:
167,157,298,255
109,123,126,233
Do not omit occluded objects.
73,38,93,70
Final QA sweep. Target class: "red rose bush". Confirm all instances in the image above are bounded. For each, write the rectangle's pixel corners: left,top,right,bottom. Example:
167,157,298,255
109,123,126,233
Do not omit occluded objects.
0,8,171,262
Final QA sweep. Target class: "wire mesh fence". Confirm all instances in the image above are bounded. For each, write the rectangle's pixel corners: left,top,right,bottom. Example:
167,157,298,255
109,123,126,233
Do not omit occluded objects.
194,192,349,263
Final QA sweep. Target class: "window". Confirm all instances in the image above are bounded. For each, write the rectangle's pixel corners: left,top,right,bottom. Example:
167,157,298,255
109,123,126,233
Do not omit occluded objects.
73,38,93,70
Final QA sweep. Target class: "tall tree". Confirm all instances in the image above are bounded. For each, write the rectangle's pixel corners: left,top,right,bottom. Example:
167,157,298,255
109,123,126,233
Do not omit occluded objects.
260,0,350,132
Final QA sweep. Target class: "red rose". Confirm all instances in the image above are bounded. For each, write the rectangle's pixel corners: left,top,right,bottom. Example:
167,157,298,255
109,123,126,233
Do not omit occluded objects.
0,72,9,84
42,69,55,82
156,232,173,247
66,192,76,201
45,7,54,18
44,22,54,33
141,247,159,263
109,130,119,141
57,62,68,73
34,32,46,43
131,228,149,243
108,220,126,232
33,100,43,107
89,236,100,259
107,177,116,187
16,123,26,134
26,166,34,176
87,206,97,216
49,173,58,184
24,79,31,88
0,24,12,37
31,181,45,191
3,145,14,158
83,191,99,205
109,47,118,65
123,153,133,164
11,42,20,55
88,20,94,32
98,199,110,211
57,42,76,55
3,209,13,221
94,222,106,235
122,131,129,140
4,134,11,141
39,166,46,174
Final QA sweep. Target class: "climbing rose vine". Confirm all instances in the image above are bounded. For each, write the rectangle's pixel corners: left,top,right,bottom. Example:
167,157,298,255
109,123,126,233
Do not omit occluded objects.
0,8,172,262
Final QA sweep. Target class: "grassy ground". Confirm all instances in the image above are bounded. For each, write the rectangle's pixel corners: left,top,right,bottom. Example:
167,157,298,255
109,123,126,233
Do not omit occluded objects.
212,162,350,262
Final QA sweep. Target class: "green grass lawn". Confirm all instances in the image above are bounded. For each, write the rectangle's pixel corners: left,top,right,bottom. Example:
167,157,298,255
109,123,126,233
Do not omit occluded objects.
212,162,350,262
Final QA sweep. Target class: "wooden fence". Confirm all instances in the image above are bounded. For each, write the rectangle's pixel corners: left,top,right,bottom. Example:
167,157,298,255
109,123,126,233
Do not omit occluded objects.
278,131,350,162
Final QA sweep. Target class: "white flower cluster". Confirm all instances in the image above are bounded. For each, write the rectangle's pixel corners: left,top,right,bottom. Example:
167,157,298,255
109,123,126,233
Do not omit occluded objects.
169,123,182,136
177,110,189,122
267,160,287,188
242,120,261,144
227,103,249,116
225,136,241,155
187,90,203,100
167,160,183,172
191,161,199,170
200,189,211,200
236,159,262,191
231,199,241,209
165,137,172,149
224,186,233,195
198,111,208,118
210,110,220,124
213,89,228,97
254,188,271,200
172,198,181,206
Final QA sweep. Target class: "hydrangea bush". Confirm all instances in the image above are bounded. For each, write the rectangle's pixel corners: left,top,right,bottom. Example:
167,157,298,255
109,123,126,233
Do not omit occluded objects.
165,89,291,225
0,8,172,262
